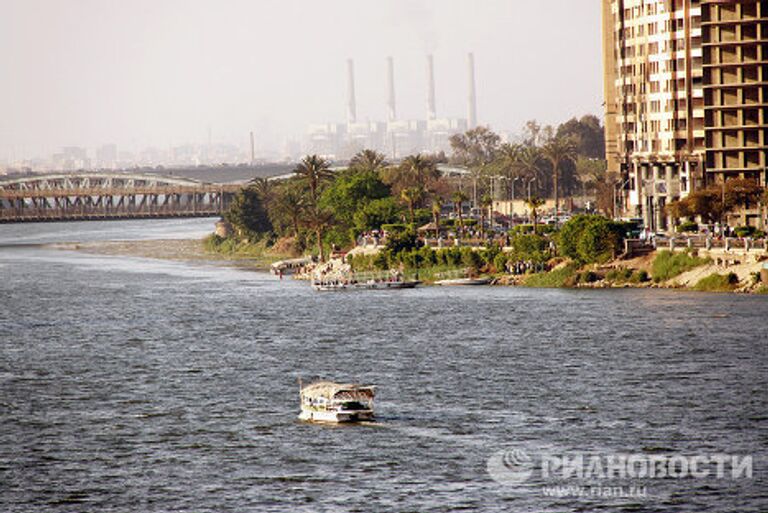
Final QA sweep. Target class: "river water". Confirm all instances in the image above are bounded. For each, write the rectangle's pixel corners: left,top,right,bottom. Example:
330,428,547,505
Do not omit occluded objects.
1,219,766,512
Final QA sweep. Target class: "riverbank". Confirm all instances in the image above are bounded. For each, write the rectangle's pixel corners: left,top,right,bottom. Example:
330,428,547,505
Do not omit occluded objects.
50,236,768,294
495,252,768,294
50,237,287,270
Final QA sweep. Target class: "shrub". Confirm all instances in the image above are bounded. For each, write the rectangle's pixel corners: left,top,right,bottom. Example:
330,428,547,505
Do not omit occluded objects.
676,221,699,233
558,214,625,264
578,271,599,284
381,223,408,234
461,248,484,270
629,269,649,283
693,272,739,292
606,267,633,283
510,224,557,236
733,226,765,238
577,221,623,263
651,250,710,282
372,251,390,270
510,234,549,263
494,252,510,273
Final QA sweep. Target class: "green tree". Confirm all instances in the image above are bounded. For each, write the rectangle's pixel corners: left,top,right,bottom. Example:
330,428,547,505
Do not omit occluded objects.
525,196,545,233
556,115,605,159
542,136,578,217
225,186,272,238
352,197,402,233
449,126,502,167
319,169,390,226
510,233,548,263
558,214,624,263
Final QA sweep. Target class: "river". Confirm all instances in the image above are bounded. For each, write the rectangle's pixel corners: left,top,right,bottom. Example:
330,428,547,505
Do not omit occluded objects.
1,218,766,512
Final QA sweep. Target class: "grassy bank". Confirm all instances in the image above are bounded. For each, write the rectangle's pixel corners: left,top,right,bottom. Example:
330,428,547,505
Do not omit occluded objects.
202,234,293,267
522,263,579,288
693,272,739,292
651,250,711,282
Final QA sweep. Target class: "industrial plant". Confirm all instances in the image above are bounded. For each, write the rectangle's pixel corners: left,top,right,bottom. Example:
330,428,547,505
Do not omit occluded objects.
306,53,479,160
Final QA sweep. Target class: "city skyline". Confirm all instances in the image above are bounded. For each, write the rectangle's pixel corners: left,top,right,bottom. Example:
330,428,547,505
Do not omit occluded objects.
1,0,603,166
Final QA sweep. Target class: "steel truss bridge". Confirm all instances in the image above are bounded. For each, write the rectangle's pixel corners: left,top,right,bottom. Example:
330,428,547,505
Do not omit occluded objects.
0,173,241,223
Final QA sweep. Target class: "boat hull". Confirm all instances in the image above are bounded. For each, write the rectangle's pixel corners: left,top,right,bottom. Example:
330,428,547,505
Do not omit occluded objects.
435,278,491,286
299,408,374,423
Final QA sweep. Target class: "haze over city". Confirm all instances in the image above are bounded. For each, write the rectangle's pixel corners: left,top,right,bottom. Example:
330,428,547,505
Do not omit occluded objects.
1,0,602,165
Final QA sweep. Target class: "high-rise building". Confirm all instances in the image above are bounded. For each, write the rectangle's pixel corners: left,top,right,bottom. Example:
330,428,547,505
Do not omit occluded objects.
602,0,767,230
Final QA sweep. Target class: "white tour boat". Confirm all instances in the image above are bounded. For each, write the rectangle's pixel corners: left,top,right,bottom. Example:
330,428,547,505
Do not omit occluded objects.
311,270,419,291
311,278,419,291
271,257,313,276
299,381,375,423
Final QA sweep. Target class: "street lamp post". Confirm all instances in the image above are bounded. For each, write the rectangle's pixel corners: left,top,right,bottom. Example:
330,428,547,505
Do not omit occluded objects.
527,177,537,201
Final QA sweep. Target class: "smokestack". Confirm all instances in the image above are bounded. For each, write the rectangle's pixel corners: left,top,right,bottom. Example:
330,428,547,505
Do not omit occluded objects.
426,54,436,121
249,131,255,164
346,58,357,124
386,56,396,122
467,52,477,129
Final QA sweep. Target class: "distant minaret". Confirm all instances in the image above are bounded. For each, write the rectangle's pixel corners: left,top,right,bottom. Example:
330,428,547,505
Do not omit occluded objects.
346,58,357,124
386,56,397,122
467,52,478,129
426,54,436,121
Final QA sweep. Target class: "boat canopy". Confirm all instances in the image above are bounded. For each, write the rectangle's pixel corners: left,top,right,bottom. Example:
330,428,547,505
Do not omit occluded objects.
300,381,375,402
271,257,312,270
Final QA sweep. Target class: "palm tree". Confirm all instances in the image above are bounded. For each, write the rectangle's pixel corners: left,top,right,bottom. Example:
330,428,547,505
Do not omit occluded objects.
479,193,493,237
401,154,438,193
497,143,522,180
431,197,443,238
305,207,334,262
350,149,387,172
400,187,423,224
451,190,469,235
512,146,543,194
526,196,545,233
293,155,333,205
273,184,305,237
249,177,275,211
542,136,577,218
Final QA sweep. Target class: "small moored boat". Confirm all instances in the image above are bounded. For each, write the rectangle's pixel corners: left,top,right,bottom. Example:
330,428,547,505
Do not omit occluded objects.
435,277,492,286
299,381,375,423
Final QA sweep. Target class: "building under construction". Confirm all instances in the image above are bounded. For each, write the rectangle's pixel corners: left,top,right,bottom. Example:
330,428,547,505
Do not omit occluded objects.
307,53,479,160
602,0,767,229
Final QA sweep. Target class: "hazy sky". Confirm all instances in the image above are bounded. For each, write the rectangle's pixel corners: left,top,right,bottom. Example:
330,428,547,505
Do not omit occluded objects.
1,0,603,158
